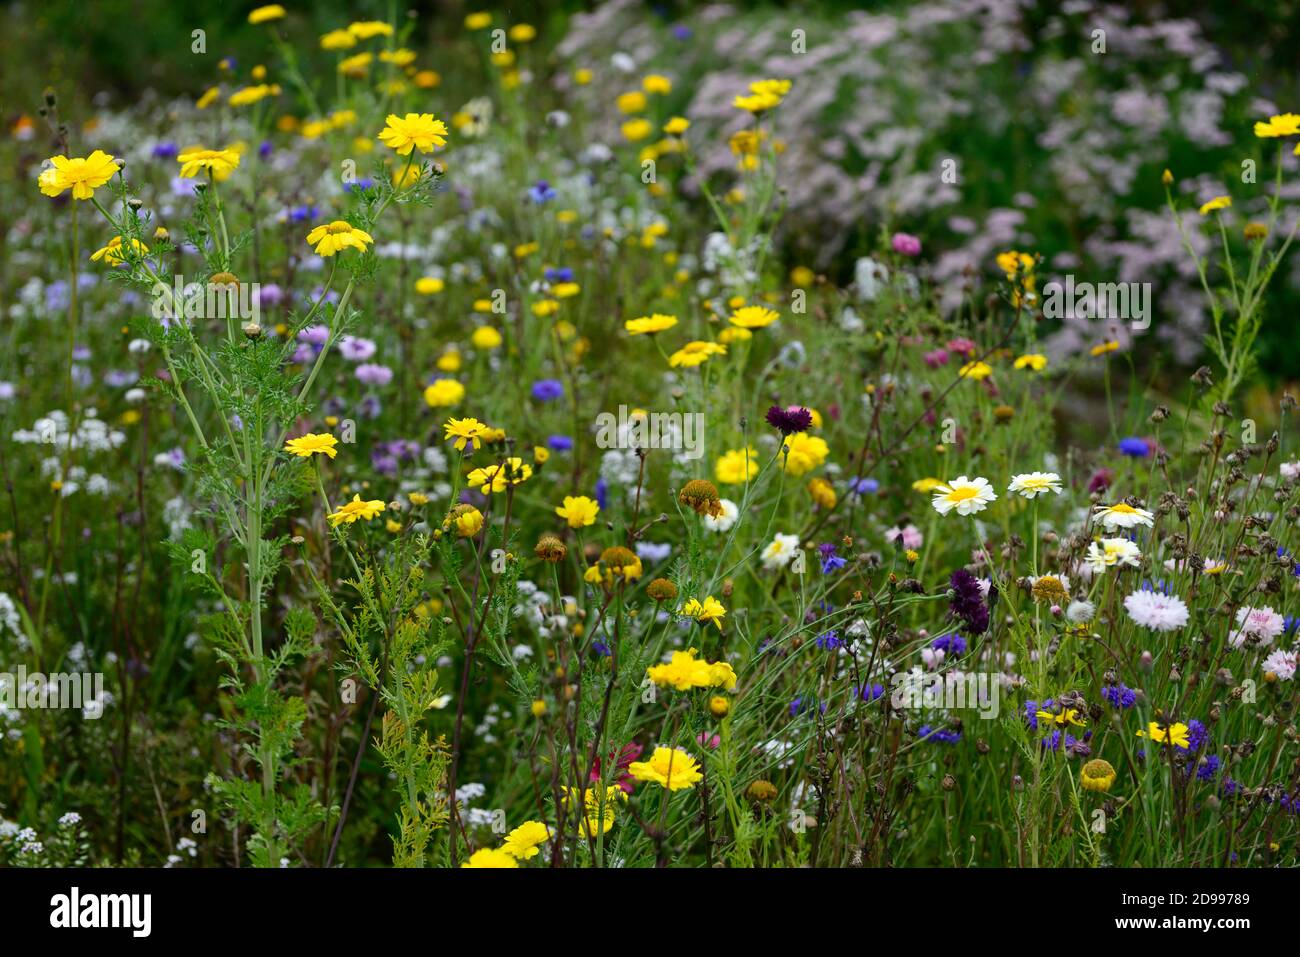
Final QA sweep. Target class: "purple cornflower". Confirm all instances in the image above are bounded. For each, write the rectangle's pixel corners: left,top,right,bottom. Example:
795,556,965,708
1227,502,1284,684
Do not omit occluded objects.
858,683,885,703
931,633,967,656
949,568,989,635
814,629,841,651
1101,683,1137,709
766,405,812,435
1196,755,1221,782
531,379,564,401
818,542,847,574
1184,719,1209,752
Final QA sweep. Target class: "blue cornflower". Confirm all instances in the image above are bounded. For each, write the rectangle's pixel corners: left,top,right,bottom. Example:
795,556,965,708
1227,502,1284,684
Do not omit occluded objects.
547,434,573,452
918,725,961,744
931,633,967,655
1185,719,1209,752
814,629,842,651
531,379,564,401
1118,436,1151,457
1196,755,1221,782
594,477,608,511
544,266,573,283
1101,683,1137,709
527,180,557,204
858,683,885,703
818,542,847,574
848,477,879,496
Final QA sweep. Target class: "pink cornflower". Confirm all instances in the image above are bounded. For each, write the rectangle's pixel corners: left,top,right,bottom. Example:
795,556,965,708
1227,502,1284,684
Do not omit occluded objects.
1231,606,1285,648
891,232,922,256
1124,589,1189,632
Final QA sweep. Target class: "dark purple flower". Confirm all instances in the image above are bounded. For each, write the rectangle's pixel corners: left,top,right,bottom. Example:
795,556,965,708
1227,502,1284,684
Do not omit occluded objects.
766,405,812,435
949,568,989,635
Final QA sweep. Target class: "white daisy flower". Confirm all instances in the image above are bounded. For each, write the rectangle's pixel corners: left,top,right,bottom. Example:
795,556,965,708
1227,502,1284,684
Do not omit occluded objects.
1007,471,1062,498
1093,501,1154,529
931,475,997,516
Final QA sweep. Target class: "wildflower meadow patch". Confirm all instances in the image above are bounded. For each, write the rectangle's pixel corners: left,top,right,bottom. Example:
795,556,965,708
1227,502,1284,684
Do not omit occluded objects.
1,1,1299,889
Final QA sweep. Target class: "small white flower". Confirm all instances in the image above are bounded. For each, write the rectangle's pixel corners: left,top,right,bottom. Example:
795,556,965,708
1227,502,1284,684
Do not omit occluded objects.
761,532,800,569
1086,537,1142,573
1007,471,1062,498
703,498,739,533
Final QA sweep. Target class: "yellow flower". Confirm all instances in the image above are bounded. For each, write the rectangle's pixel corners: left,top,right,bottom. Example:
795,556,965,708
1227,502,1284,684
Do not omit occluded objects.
379,48,416,66
378,113,448,154
912,477,942,493
628,747,704,790
38,150,121,200
423,378,465,408
958,360,993,380
443,417,487,451
1254,113,1300,138
555,495,600,528
621,118,653,142
681,597,729,634
781,433,829,476
733,79,790,113
807,477,837,509
649,647,728,689
465,11,492,30
1080,759,1117,793
508,23,536,42
573,68,593,85
306,220,374,257
1198,195,1231,216
320,29,357,50
338,52,372,75
228,84,279,107
248,4,286,24
625,313,678,335
728,305,779,329
415,276,444,295
501,820,550,860
466,458,532,494
668,341,726,368
561,785,625,836
530,698,547,717
470,326,502,350
1137,721,1190,749
616,91,648,114
176,146,241,181
643,74,672,94
709,695,731,717
327,494,386,527
446,504,484,538
460,847,518,868
1036,707,1085,728
196,87,221,109
348,20,393,39
1013,353,1048,371
1090,340,1120,357
90,235,148,266
663,116,690,135
284,433,339,459
715,447,759,485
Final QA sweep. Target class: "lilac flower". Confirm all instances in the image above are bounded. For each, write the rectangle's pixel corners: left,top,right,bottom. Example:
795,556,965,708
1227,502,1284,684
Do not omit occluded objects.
355,363,393,386
299,324,330,346
339,336,377,361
